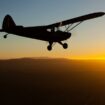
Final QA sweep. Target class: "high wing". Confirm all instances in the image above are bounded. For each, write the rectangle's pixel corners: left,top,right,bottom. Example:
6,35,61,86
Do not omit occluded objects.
47,12,105,28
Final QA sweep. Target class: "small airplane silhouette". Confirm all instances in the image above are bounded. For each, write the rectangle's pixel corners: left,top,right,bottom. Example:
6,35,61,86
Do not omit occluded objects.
0,12,104,51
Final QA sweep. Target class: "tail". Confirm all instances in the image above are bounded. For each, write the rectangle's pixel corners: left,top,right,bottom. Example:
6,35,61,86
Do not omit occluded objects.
1,14,16,32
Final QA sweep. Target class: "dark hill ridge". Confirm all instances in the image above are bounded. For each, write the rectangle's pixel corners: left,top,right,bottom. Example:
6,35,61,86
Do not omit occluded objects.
0,58,105,105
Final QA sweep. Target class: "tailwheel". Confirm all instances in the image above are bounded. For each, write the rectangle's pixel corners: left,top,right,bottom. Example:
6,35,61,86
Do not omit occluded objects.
63,43,68,49
47,45,52,51
4,34,8,39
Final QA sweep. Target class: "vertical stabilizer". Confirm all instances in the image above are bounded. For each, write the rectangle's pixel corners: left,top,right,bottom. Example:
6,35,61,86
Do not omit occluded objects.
2,15,16,31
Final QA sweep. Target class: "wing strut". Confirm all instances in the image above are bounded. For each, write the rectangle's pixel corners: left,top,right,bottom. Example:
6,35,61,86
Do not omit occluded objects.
65,21,83,32
65,23,73,32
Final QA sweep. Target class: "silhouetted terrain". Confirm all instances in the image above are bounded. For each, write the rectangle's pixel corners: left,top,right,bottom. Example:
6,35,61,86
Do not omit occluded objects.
1,58,105,105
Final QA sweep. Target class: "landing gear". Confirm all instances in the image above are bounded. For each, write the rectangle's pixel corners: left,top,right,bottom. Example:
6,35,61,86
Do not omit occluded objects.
58,42,68,49
3,34,8,39
47,41,68,51
63,43,68,49
47,45,52,51
47,42,53,51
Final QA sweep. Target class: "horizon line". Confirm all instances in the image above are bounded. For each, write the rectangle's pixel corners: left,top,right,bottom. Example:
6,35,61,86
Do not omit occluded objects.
1,57,105,61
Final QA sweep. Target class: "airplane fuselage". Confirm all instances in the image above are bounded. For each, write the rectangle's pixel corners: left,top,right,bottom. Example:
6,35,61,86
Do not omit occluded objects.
5,26,71,42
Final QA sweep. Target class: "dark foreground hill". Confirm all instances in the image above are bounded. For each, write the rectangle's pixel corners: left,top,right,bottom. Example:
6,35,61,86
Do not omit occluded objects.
1,58,105,105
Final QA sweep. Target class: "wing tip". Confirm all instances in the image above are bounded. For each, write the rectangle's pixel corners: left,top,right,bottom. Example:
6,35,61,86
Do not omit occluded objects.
97,12,105,16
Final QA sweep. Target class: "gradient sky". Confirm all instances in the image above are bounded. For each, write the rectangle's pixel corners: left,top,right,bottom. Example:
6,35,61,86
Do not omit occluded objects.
0,0,105,59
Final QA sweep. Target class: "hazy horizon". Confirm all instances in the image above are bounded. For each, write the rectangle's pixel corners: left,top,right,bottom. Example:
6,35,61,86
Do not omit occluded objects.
0,56,105,61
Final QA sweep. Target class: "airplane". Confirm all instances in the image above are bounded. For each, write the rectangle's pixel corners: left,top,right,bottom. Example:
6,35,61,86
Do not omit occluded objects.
0,12,105,51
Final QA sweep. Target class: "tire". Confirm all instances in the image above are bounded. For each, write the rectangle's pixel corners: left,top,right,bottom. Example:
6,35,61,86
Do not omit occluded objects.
63,43,68,49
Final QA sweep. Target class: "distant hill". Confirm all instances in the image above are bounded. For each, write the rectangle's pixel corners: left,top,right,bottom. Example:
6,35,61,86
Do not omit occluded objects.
0,57,105,72
1,58,105,105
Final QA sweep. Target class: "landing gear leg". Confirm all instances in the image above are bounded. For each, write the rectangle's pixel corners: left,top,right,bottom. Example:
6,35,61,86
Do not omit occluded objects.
47,42,53,51
58,42,68,49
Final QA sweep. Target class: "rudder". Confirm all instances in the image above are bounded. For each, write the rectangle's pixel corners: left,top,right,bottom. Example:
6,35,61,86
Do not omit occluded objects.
2,15,16,31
